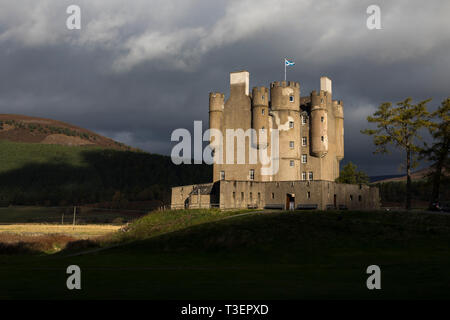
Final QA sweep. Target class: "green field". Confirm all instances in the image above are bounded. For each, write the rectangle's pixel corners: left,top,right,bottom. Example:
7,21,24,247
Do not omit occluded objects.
1,208,450,299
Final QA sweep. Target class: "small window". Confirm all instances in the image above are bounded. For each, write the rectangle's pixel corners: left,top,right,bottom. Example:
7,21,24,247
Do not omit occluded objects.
249,169,255,180
250,192,253,201
220,171,225,180
321,136,324,142
320,98,324,103
321,116,324,122
302,116,307,125
302,137,307,146
289,121,294,128
289,96,294,102
301,154,307,163
271,192,275,199
358,195,362,202
289,141,294,148
350,195,353,201
302,172,307,181
241,192,244,201
261,127,265,133
262,108,265,115
262,95,265,101
308,171,313,180
307,191,311,199
232,192,235,200
290,160,295,167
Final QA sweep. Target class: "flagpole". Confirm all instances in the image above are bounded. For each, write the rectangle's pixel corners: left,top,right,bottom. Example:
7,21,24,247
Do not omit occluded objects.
284,58,286,81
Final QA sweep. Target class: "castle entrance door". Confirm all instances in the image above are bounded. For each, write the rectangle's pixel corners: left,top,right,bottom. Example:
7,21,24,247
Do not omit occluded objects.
286,194,295,211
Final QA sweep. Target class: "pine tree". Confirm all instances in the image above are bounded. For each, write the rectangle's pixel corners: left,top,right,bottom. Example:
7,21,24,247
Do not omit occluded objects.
361,97,431,210
421,98,450,209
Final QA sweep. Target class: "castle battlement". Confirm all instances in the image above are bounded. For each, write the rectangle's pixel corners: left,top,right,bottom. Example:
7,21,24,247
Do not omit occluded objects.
270,81,300,88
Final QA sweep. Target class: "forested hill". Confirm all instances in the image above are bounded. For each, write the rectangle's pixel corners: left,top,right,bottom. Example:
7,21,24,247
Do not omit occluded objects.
0,114,211,207
0,140,211,206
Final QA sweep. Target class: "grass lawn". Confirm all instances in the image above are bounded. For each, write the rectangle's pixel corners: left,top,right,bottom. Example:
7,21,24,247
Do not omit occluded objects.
0,208,449,299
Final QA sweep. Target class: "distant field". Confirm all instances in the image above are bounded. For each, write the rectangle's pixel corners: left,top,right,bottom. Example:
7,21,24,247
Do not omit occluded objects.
1,208,450,299
0,224,120,238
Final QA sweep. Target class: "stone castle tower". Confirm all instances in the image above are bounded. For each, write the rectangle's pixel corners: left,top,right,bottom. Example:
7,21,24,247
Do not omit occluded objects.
209,70,344,183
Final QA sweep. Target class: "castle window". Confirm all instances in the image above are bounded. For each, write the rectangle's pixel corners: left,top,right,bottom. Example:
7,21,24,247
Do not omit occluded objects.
302,137,307,146
233,192,235,200
289,121,294,128
250,192,253,202
302,172,307,180
271,192,275,199
262,95,265,101
321,98,324,103
302,116,307,125
358,195,362,202
350,195,353,201
308,171,314,180
301,154,307,163
262,108,265,115
258,192,261,203
290,160,294,167
307,191,311,199
321,136,324,142
220,171,225,180
289,141,294,148
261,127,265,133
241,192,244,201
289,96,294,102
321,116,324,122
249,169,255,181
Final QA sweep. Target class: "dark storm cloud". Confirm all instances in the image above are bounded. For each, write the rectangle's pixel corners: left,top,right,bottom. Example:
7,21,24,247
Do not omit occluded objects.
0,0,449,175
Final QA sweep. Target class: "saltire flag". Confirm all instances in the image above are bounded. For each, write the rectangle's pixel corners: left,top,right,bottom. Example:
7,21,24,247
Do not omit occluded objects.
285,59,295,66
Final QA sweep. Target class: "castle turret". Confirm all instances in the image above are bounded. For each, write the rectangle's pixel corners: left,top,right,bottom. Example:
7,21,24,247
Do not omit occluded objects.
251,86,269,148
310,90,329,158
270,81,301,181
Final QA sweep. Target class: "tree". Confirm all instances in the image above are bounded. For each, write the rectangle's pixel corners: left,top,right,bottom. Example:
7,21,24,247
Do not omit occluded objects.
361,97,431,210
421,98,450,209
336,162,369,184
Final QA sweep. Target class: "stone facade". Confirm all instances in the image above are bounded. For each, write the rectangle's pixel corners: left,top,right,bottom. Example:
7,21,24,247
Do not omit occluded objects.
171,70,380,210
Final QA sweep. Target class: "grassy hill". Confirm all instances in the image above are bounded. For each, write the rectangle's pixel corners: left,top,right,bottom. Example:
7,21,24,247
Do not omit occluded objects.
0,114,212,207
1,208,450,299
0,140,211,207
0,114,130,150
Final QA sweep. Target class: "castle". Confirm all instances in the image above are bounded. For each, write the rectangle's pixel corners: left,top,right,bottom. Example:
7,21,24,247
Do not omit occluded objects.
171,71,380,210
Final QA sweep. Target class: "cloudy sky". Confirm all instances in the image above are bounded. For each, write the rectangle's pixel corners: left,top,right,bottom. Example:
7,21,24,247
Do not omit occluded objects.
0,0,449,175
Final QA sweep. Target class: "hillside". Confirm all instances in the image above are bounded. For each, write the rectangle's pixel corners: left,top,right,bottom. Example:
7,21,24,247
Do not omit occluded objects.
373,167,435,183
0,113,212,207
2,209,450,299
0,114,130,150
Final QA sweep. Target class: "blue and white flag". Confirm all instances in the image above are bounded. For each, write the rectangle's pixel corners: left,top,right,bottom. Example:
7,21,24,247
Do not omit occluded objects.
285,59,295,66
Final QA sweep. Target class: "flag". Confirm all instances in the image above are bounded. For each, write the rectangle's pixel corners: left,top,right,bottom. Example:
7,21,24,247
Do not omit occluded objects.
285,58,295,66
